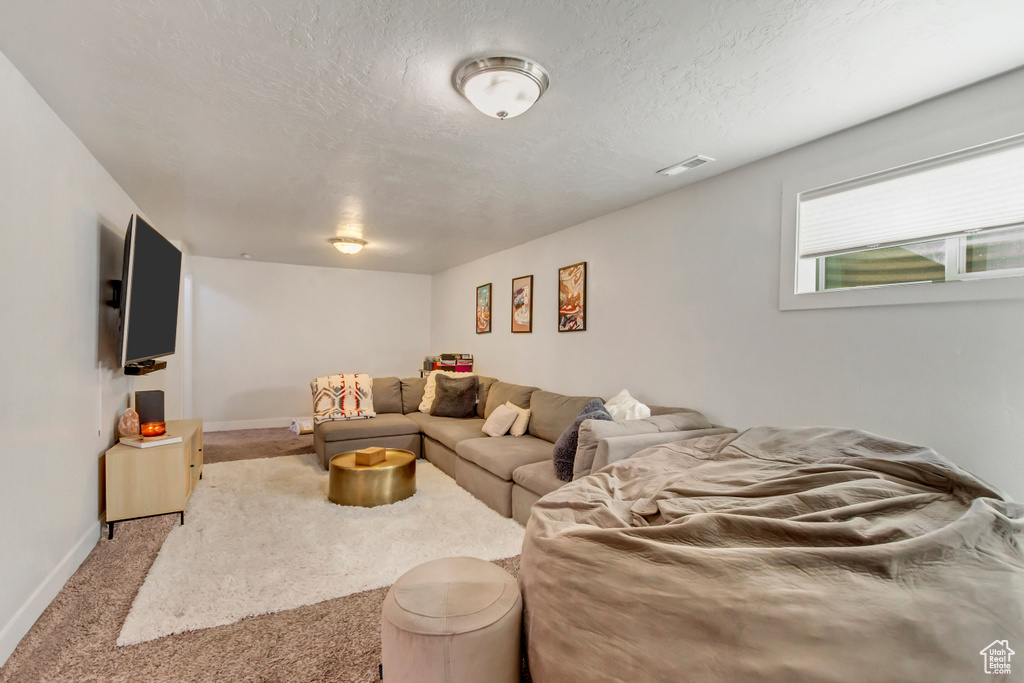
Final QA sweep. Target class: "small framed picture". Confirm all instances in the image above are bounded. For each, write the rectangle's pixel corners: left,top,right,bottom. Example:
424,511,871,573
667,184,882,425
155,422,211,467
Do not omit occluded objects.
476,283,492,334
558,262,587,332
511,274,533,333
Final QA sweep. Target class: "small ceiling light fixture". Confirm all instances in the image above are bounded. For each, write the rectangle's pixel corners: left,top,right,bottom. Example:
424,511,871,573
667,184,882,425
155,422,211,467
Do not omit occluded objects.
656,155,716,177
454,56,550,120
241,253,252,259
330,237,367,254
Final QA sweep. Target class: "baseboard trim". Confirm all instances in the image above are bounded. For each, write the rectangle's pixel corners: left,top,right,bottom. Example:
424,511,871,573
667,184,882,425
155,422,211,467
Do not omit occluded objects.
204,417,294,432
0,521,100,667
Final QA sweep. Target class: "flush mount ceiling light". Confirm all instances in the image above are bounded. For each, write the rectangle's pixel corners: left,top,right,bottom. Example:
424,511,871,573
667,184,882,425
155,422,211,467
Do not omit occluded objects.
657,155,716,177
330,237,367,254
454,57,550,120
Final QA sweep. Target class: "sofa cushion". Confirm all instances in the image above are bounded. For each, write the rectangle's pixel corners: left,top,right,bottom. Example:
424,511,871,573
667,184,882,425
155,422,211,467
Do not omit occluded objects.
589,427,734,475
484,382,538,418
528,391,603,443
430,374,479,418
573,411,715,480
587,412,712,440
512,460,564,498
477,376,499,418
372,376,403,414
648,405,702,417
317,412,420,442
410,414,487,451
456,435,554,481
401,377,427,414
405,411,430,429
573,411,716,481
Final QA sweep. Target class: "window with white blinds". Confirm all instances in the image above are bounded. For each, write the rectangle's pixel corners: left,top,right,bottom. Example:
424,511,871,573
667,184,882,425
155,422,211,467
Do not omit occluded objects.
798,136,1024,260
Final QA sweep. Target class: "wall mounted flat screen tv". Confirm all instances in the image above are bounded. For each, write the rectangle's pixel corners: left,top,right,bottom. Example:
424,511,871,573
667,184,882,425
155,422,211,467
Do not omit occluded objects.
118,215,182,368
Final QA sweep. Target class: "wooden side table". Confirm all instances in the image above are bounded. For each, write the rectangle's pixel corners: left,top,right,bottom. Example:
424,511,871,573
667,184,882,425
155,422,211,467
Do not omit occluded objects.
105,419,203,539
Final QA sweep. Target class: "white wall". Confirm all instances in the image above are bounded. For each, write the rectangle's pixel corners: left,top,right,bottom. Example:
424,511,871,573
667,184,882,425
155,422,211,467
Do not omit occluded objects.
0,50,176,665
431,68,1024,500
191,257,431,429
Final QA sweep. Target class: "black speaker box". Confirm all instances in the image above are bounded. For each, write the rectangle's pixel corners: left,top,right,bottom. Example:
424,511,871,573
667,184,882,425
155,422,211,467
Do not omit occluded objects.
135,390,165,424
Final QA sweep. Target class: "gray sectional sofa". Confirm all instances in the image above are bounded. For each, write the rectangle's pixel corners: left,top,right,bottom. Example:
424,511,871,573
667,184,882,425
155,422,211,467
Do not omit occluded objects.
314,375,732,525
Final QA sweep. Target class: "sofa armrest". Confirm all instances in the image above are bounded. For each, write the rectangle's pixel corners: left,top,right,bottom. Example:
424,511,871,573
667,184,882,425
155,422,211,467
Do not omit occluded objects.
592,427,735,472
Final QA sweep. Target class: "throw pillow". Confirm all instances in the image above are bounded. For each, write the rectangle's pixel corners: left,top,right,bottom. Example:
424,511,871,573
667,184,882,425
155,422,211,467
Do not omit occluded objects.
505,401,532,437
482,403,518,437
552,399,612,481
419,370,476,413
603,389,651,421
430,374,479,418
311,373,376,424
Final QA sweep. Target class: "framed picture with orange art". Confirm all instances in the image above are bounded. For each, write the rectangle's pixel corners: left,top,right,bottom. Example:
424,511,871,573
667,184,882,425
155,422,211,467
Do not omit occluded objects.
476,283,492,334
511,274,533,333
558,261,586,332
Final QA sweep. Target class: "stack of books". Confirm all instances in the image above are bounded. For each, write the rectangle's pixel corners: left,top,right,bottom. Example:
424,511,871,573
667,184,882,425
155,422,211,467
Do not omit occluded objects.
118,433,183,449
423,353,474,373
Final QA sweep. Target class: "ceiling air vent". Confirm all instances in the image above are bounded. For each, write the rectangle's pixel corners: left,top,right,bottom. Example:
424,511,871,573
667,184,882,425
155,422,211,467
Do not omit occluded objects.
656,155,715,177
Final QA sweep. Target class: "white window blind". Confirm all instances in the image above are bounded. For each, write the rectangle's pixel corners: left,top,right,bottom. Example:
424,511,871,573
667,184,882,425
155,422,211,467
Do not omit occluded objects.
798,137,1024,259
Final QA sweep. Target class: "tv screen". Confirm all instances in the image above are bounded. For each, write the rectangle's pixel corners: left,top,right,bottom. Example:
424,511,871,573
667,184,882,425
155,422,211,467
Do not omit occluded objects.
119,215,182,367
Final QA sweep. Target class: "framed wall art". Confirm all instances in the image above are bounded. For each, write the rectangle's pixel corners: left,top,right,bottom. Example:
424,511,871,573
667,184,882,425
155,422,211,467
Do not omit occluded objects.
558,261,587,332
476,283,492,334
511,274,533,333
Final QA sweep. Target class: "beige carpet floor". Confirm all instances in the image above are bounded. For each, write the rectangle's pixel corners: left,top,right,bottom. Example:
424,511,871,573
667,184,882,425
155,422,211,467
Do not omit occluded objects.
0,429,530,683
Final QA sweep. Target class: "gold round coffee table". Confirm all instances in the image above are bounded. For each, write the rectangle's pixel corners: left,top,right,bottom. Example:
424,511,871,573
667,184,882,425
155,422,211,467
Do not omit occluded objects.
329,449,416,507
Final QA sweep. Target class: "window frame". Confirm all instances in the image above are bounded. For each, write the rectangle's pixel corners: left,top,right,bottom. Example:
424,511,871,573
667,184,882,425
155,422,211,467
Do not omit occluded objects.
811,225,1024,293
779,132,1024,311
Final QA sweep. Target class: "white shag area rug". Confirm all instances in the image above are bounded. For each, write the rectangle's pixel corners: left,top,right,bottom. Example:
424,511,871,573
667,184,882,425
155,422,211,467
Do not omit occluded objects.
117,453,525,645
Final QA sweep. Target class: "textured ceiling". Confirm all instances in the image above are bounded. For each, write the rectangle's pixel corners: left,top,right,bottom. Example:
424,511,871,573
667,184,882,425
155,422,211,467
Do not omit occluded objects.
2,0,1023,273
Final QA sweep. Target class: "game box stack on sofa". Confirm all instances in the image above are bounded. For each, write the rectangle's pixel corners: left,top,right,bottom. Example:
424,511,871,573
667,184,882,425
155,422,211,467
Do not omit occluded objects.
314,375,733,524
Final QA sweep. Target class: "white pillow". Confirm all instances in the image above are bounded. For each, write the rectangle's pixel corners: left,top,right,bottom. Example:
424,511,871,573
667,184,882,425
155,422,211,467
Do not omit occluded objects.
603,389,651,421
482,403,517,437
505,401,531,437
419,370,476,413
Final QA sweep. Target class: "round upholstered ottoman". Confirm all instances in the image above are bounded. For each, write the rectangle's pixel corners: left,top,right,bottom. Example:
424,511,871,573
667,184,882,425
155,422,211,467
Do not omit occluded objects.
381,557,522,683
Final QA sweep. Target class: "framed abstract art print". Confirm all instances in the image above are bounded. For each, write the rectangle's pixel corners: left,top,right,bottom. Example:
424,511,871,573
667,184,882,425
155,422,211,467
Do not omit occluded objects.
511,275,533,333
558,262,587,332
476,283,492,334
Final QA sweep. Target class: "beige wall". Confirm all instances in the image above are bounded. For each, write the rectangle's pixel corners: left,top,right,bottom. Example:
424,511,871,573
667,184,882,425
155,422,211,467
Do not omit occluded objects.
431,68,1024,500
190,256,431,430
